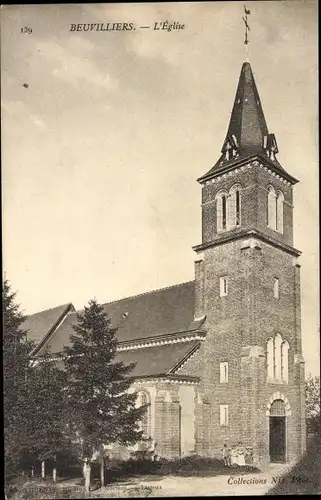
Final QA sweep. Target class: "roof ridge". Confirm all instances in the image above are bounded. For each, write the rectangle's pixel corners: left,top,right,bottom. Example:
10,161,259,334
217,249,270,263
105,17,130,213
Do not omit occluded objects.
26,302,73,318
26,281,195,318
100,280,195,308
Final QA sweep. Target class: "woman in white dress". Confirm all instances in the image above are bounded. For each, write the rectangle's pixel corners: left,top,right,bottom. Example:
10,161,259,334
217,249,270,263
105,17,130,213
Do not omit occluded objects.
236,442,245,466
230,446,238,466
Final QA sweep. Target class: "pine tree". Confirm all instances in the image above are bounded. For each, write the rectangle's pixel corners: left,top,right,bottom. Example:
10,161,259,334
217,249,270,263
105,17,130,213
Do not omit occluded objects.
61,299,146,492
3,278,33,484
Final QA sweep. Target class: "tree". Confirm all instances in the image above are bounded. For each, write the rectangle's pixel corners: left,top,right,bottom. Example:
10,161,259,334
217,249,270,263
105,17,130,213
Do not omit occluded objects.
61,299,147,492
23,350,72,481
305,374,320,436
3,278,33,485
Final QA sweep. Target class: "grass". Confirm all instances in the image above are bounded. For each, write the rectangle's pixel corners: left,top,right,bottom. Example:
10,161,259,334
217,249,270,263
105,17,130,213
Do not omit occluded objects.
7,455,260,499
91,455,260,483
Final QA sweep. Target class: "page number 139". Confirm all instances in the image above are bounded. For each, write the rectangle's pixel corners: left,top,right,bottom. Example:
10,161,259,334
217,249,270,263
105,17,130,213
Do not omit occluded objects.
21,27,32,34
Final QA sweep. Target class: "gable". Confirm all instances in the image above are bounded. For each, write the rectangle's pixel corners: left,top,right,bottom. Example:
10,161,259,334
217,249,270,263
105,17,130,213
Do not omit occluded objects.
22,303,75,352
173,345,203,377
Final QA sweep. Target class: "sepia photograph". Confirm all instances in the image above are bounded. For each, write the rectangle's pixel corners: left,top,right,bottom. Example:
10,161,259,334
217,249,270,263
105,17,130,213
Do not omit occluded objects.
1,1,319,497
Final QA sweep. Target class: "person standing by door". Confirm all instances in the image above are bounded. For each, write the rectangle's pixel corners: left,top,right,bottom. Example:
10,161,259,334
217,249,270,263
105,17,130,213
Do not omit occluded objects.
221,443,231,466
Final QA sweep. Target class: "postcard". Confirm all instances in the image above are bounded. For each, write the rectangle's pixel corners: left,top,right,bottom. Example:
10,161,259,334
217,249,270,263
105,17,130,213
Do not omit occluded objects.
2,1,319,497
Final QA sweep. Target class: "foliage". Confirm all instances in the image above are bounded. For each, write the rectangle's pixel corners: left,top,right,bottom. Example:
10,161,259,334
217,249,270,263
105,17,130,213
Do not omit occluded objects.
22,350,72,463
3,278,34,483
305,374,320,434
61,299,147,461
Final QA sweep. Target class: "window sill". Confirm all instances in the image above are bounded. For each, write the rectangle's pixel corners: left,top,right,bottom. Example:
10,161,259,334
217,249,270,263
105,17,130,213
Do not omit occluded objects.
220,381,229,384
266,378,288,385
267,225,284,236
217,226,241,234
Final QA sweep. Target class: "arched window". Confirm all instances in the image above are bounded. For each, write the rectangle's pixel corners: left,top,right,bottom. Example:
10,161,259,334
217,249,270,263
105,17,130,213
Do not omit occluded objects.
270,399,286,416
267,334,289,383
267,186,277,230
216,191,228,232
136,390,151,440
267,338,274,379
281,341,289,383
276,191,284,234
228,184,242,228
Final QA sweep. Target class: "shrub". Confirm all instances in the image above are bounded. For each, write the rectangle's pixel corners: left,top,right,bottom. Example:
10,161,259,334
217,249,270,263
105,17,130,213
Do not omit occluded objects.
8,483,88,500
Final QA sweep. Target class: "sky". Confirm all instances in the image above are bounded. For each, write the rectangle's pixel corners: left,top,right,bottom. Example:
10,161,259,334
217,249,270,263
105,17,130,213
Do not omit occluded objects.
1,1,319,375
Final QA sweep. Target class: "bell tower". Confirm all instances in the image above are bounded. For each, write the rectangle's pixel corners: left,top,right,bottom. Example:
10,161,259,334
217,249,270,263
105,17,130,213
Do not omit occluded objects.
193,62,306,466
197,62,298,250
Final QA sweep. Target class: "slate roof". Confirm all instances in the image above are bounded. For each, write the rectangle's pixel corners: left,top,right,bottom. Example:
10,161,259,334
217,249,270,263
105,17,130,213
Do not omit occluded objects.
226,62,269,150
199,62,297,184
23,303,75,349
40,281,197,354
116,341,200,377
28,282,203,378
45,342,200,378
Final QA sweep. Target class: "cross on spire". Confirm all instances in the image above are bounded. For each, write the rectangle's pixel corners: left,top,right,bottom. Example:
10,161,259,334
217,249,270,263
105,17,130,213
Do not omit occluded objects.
242,5,251,47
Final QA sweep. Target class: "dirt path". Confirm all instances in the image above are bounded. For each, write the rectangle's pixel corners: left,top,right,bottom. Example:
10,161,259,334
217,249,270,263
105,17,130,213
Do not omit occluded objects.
94,464,292,497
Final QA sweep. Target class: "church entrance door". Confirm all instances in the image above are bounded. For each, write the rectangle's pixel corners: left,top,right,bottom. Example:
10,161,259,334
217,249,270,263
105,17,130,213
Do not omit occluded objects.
269,399,286,463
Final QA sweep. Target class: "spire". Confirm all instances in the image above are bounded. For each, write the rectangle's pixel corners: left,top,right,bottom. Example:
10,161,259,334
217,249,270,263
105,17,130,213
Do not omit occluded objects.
226,62,269,149
199,62,286,182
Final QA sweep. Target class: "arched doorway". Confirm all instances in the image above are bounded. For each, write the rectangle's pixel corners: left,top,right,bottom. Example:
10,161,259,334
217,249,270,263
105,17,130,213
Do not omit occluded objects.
269,399,286,463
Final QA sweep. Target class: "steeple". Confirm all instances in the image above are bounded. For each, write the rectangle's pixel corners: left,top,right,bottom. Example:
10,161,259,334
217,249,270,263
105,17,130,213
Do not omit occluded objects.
226,62,269,150
198,62,297,184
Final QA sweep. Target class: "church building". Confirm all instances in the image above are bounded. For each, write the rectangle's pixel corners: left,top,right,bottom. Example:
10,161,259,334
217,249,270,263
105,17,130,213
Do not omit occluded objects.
24,61,306,467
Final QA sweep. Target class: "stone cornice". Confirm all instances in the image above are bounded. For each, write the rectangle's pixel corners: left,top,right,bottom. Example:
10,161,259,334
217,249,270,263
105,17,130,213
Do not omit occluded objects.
132,374,200,385
170,344,201,374
193,229,301,257
198,157,298,186
30,331,207,363
117,330,206,351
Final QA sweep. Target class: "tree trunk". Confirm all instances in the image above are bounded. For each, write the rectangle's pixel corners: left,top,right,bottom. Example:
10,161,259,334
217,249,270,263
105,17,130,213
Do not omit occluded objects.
53,454,57,482
100,444,105,487
41,460,45,479
31,466,34,478
84,461,91,494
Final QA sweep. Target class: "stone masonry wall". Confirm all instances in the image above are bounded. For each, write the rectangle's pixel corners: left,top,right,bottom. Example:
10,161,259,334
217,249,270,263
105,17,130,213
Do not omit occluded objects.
201,162,294,247
192,234,305,463
154,386,181,459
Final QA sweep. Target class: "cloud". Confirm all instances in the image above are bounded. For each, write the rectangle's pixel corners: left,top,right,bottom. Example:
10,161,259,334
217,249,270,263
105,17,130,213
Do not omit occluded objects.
29,113,47,130
37,40,117,91
2,100,47,130
1,99,27,115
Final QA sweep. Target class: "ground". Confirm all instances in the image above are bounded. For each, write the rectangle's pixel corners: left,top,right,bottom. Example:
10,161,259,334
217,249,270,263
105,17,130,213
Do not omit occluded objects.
9,443,321,498
89,464,293,497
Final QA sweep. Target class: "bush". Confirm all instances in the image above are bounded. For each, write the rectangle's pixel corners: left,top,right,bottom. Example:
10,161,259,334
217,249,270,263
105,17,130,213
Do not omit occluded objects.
130,450,155,460
91,454,259,484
